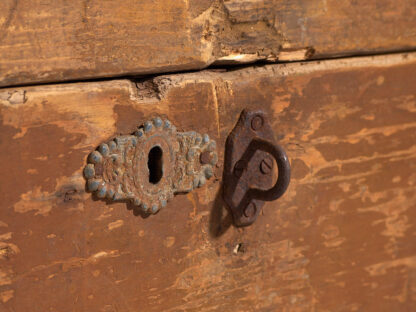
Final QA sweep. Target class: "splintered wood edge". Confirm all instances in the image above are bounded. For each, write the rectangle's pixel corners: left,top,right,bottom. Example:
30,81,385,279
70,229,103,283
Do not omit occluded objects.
1,0,416,87
1,52,415,102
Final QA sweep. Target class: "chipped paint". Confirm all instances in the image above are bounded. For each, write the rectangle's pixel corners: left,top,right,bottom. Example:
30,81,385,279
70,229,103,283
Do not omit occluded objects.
366,256,416,276
107,220,124,231
164,237,176,248
0,269,13,286
0,232,12,241
14,187,54,215
0,290,14,303
13,176,86,216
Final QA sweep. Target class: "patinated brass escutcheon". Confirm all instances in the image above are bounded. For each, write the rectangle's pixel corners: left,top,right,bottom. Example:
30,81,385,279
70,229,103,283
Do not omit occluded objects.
84,117,218,214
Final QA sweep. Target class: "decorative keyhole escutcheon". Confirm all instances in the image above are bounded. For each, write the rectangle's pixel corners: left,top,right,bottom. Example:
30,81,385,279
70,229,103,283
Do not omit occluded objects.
84,117,218,214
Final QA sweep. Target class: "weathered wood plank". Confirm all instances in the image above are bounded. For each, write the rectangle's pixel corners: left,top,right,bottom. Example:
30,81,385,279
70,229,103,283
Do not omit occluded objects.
1,0,416,86
1,53,416,311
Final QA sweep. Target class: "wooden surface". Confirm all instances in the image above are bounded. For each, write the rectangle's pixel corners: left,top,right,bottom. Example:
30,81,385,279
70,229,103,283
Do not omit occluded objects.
1,0,416,87
1,52,416,311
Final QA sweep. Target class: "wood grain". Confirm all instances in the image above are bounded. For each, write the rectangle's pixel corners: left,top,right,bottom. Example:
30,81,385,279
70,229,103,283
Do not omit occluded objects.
1,0,416,87
1,52,416,311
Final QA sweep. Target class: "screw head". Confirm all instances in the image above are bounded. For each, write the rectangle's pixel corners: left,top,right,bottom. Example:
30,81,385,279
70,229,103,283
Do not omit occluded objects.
260,156,273,174
244,202,256,218
233,160,246,178
251,115,264,131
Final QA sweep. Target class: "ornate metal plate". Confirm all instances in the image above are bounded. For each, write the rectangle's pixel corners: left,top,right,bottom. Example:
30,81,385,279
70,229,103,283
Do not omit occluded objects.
84,117,217,214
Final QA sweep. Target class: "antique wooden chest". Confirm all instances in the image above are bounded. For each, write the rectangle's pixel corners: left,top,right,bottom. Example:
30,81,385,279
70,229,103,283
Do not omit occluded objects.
1,1,416,311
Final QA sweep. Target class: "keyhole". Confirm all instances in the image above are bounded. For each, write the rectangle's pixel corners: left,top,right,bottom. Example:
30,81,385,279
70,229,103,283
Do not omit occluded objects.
148,146,163,184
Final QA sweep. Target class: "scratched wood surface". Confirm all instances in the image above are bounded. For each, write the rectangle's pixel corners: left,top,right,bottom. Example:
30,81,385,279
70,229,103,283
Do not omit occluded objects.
1,53,416,311
1,0,416,87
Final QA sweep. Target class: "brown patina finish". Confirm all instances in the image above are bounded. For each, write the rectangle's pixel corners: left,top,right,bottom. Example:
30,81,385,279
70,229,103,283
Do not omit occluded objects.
0,53,415,311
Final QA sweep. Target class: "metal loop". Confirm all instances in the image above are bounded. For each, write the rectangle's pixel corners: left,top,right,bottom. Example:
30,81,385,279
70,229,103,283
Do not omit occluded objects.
245,138,291,202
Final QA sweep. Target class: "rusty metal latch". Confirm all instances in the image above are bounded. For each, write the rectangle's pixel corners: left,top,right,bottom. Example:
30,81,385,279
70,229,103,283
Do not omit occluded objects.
223,110,290,227
84,117,218,214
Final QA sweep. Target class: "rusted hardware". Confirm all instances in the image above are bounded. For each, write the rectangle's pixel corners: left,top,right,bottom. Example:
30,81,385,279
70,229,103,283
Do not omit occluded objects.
84,117,218,215
223,110,290,227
